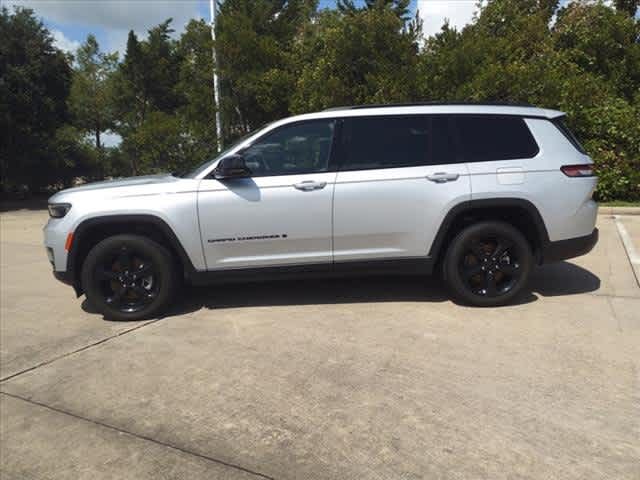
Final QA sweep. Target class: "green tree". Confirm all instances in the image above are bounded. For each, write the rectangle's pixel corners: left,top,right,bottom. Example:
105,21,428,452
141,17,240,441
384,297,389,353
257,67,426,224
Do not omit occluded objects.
290,6,420,112
0,7,75,192
112,20,184,174
175,19,219,167
553,1,640,101
337,0,412,20
614,0,639,17
216,0,317,139
122,111,184,174
68,35,118,153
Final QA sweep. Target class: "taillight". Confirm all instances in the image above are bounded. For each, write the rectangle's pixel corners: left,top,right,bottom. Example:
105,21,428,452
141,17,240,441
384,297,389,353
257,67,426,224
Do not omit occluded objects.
561,164,594,177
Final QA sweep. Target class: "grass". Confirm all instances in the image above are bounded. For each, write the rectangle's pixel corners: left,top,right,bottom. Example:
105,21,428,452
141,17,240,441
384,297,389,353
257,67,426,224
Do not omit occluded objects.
598,200,640,207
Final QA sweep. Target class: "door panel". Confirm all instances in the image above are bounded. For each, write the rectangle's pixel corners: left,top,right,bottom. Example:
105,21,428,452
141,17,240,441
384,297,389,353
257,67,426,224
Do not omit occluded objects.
198,119,337,270
332,165,470,262
332,115,471,263
198,173,336,269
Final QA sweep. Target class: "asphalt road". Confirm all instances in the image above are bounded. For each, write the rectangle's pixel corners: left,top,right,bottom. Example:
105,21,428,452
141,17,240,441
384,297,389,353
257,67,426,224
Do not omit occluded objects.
1,210,639,480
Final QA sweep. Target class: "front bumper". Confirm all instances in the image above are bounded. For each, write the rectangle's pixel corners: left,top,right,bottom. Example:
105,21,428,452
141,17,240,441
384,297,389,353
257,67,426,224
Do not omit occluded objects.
541,228,599,264
52,269,82,296
53,270,74,286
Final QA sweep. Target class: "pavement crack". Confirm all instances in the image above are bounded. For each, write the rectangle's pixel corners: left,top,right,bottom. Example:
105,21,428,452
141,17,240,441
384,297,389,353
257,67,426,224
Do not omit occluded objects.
0,318,162,383
605,295,623,333
0,391,276,480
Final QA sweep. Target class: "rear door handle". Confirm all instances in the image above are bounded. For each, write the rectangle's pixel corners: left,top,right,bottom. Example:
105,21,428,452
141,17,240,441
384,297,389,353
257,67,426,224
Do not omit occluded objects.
427,172,459,183
293,180,327,191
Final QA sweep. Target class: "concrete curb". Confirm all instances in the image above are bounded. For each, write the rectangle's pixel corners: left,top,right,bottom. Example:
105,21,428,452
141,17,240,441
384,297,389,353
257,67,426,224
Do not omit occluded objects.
598,206,640,216
613,215,640,287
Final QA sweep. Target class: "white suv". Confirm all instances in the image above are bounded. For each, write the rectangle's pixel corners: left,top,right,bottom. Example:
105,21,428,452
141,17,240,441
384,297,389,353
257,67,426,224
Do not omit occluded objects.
44,104,599,320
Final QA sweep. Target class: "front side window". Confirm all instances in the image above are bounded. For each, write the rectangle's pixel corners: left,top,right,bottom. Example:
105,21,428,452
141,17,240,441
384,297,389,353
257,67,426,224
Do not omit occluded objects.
454,115,539,162
241,120,335,177
340,116,430,171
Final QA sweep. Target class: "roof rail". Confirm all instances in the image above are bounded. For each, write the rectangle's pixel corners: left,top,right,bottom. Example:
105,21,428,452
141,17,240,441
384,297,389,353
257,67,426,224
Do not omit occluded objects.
323,101,537,111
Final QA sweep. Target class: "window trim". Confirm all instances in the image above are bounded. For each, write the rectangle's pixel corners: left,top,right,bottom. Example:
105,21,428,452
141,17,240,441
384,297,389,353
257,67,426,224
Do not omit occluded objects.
450,114,540,163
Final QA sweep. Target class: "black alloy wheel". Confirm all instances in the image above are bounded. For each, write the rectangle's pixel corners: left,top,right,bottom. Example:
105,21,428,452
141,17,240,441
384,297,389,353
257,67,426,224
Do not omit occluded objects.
459,235,522,297
98,245,159,313
82,235,177,320
443,221,533,306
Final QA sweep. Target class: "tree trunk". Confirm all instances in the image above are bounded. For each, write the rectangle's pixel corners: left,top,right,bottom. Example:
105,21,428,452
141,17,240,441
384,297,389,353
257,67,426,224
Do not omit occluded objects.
130,151,138,176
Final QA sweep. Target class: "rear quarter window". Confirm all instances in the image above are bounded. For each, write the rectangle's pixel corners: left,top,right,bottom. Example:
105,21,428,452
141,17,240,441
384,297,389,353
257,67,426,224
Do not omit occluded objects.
552,117,587,154
454,115,539,162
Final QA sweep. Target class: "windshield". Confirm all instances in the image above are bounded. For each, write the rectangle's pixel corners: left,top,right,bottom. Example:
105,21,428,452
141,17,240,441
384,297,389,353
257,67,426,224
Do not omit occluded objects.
179,125,269,179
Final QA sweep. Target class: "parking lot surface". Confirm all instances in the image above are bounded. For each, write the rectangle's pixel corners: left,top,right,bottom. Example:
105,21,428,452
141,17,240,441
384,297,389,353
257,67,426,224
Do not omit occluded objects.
1,210,639,479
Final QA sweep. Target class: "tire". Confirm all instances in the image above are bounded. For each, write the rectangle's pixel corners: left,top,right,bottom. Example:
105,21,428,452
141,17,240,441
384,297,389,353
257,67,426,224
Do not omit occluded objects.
442,221,533,307
81,234,177,321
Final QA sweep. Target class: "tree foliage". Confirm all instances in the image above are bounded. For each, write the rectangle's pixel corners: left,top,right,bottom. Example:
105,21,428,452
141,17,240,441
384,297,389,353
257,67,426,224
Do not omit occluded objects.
1,7,76,191
290,6,420,112
216,0,316,137
68,35,118,153
1,0,639,200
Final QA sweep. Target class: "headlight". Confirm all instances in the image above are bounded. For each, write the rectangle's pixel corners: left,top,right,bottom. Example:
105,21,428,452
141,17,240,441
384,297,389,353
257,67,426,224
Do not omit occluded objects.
48,203,71,218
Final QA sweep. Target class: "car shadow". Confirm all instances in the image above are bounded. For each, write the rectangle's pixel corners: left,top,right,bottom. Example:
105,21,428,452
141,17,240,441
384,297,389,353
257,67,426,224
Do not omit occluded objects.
162,261,599,318
529,261,601,297
82,261,601,320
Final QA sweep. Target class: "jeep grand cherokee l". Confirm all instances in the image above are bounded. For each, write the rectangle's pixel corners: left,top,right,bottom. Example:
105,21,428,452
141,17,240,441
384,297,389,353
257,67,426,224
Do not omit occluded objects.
44,104,598,320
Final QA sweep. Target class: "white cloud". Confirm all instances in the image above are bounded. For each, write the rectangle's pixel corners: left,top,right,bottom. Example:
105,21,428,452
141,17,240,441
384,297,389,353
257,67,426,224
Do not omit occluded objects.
51,28,80,53
417,0,479,38
9,0,203,54
9,0,203,32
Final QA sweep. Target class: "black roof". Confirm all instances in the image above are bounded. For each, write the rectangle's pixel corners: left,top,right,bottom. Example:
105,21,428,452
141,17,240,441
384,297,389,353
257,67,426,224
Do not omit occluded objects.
323,101,536,111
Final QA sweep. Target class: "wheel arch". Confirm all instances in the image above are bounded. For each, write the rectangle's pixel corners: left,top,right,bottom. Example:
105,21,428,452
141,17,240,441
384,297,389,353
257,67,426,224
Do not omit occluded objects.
68,214,197,295
429,198,550,264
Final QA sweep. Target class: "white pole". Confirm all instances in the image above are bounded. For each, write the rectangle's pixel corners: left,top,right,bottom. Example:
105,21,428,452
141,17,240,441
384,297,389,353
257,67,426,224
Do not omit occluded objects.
210,0,223,151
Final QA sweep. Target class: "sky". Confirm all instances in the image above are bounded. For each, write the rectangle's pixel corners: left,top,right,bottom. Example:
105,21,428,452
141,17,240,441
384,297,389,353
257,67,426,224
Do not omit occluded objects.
5,0,486,57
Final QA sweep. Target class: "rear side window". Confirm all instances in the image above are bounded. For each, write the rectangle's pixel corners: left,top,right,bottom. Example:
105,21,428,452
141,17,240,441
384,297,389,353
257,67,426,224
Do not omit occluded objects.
552,117,586,154
432,116,458,164
454,116,539,162
341,116,429,170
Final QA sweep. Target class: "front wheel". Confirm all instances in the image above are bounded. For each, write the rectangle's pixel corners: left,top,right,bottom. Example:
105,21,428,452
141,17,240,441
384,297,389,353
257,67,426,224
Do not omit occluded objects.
443,221,533,307
81,234,177,321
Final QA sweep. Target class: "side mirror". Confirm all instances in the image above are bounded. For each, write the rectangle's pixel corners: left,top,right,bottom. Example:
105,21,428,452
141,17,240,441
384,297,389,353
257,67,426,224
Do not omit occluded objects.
213,154,251,180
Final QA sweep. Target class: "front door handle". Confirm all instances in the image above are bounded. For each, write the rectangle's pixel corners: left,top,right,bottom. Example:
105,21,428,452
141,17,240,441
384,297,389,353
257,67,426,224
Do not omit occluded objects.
427,172,460,183
293,180,327,191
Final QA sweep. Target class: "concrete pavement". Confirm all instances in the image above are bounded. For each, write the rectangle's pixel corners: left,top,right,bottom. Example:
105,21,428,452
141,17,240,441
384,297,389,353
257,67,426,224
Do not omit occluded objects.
1,210,639,479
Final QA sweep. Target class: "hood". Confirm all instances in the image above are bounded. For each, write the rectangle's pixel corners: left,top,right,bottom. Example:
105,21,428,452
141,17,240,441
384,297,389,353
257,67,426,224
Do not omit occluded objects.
48,174,190,204
59,174,178,193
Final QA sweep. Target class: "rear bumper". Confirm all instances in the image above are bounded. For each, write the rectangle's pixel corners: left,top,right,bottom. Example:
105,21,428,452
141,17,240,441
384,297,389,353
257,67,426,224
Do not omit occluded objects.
541,228,598,264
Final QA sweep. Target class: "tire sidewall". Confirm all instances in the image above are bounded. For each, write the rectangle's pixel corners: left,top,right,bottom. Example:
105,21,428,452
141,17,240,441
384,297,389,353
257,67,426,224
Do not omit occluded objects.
443,221,533,307
81,234,175,321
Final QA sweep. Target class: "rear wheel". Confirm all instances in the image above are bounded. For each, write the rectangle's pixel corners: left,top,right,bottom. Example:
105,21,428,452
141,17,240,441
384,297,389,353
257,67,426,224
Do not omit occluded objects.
81,234,176,320
443,221,533,306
